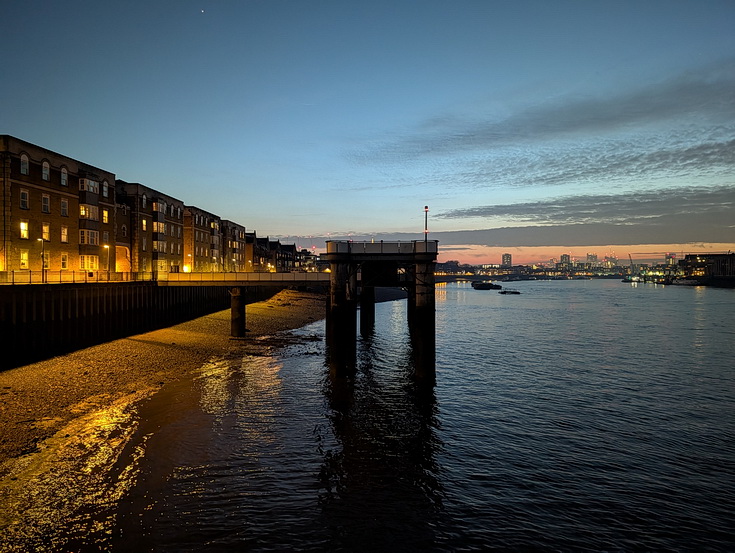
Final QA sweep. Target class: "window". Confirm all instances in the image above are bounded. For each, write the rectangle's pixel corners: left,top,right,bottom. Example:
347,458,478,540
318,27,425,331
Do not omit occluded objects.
142,237,147,251
79,229,99,245
103,231,109,244
80,204,99,220
43,252,49,269
61,198,68,216
42,194,50,213
121,224,127,238
102,209,109,224
142,194,147,209
79,179,99,193
20,220,29,239
61,253,68,270
79,255,99,270
42,161,50,181
20,154,29,175
142,218,147,231
178,207,181,219
61,225,68,243
20,189,29,209
20,250,29,269
42,223,50,241
61,168,68,186
153,221,166,233
178,226,182,238
102,181,109,198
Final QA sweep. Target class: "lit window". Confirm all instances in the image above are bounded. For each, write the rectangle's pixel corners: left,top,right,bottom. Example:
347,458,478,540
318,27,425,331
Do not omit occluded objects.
61,199,68,217
42,194,50,213
42,223,50,241
20,250,29,269
42,161,50,181
61,253,68,270
20,189,29,209
142,218,147,231
61,168,68,186
80,204,99,220
20,154,29,175
20,220,29,239
61,226,68,243
102,209,109,224
79,255,99,270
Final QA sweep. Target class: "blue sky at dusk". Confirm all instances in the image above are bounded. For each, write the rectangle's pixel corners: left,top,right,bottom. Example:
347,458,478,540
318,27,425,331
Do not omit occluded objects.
2,0,734,264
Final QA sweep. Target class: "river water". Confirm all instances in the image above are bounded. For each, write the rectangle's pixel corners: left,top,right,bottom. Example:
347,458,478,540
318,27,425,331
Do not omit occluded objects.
108,279,734,552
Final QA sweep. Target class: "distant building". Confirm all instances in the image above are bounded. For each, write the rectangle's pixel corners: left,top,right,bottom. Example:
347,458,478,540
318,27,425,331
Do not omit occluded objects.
501,253,512,267
116,181,184,274
221,220,248,271
665,252,677,265
184,206,221,272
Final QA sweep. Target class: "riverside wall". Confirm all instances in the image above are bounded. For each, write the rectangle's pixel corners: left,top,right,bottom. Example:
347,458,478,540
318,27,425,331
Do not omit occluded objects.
0,283,281,370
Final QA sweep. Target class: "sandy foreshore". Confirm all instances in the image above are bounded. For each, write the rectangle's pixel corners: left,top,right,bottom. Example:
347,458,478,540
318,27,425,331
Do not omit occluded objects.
0,288,326,466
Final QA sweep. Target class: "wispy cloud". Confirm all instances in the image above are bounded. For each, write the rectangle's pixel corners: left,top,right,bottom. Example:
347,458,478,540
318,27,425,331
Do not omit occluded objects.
348,59,735,192
438,185,735,226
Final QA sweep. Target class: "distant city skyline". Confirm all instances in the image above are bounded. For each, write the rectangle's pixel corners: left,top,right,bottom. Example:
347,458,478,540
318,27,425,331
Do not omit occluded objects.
2,1,733,265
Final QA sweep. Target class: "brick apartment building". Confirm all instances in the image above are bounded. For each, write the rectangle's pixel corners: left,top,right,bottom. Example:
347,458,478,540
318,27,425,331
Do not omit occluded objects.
1,135,301,281
1,135,116,279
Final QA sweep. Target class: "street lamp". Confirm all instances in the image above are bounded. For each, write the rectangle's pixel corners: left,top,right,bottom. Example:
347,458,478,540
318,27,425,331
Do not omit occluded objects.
37,238,45,283
424,205,429,243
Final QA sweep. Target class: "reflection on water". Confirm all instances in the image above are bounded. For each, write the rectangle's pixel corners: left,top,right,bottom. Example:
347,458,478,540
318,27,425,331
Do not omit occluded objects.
5,281,733,551
0,390,153,552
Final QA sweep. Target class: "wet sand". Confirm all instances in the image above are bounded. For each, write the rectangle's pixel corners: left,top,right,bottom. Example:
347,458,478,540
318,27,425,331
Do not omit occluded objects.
0,289,326,466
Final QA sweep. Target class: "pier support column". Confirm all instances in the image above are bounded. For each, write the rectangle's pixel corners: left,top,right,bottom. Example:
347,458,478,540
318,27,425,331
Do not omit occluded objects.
410,261,436,381
230,286,246,338
327,261,358,376
359,285,375,335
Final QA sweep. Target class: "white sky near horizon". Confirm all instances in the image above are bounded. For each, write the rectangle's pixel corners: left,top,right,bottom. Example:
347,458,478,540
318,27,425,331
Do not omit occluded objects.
2,0,734,263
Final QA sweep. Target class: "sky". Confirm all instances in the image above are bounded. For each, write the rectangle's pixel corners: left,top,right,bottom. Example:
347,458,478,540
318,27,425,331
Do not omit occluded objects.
2,0,734,265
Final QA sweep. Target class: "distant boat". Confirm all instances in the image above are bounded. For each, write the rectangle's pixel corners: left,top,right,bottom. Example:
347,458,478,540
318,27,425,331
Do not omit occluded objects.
472,281,502,290
671,279,701,286
498,289,520,294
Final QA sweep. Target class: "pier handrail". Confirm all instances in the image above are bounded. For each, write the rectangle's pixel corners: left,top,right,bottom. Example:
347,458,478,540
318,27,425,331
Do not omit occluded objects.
326,240,438,255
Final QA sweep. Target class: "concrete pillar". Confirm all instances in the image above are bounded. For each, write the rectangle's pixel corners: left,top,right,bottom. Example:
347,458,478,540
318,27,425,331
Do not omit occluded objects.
230,286,247,337
410,261,436,382
359,285,375,335
327,261,357,375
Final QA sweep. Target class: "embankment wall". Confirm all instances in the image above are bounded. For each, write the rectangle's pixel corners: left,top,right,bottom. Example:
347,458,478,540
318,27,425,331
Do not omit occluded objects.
0,283,280,370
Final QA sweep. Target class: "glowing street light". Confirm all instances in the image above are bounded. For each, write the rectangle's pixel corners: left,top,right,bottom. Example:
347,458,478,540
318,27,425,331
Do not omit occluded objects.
37,238,45,283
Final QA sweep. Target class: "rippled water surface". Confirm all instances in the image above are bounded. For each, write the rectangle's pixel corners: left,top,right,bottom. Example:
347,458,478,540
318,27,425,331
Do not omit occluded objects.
113,280,735,551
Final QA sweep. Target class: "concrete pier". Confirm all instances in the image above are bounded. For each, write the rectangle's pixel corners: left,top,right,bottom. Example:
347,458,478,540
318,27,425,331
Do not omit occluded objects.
323,240,438,381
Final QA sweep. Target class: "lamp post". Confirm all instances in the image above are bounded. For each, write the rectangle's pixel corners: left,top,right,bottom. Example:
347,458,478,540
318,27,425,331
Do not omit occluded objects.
424,205,429,243
37,238,45,283
104,245,110,279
